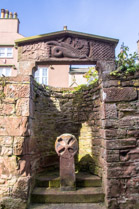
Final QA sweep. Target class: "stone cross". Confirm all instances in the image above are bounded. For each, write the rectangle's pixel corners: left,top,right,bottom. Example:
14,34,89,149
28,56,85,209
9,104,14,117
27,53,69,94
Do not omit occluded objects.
55,133,78,191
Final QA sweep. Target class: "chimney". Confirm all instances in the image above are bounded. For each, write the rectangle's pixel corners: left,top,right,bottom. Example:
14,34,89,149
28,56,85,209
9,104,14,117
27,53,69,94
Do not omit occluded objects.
9,12,13,18
13,12,17,19
63,26,67,31
5,9,9,18
1,9,5,18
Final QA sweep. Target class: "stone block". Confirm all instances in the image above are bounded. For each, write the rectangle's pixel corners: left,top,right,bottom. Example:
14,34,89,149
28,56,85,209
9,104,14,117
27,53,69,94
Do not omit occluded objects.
100,129,117,139
0,136,13,146
103,80,120,88
117,102,137,111
16,98,29,116
105,103,117,119
0,156,18,177
0,197,27,209
4,84,30,99
107,179,121,197
106,138,136,150
12,176,30,200
119,116,139,129
13,137,25,155
128,147,139,161
121,80,133,86
0,136,13,155
106,150,119,162
0,103,15,115
127,130,139,137
102,119,119,129
0,146,13,156
0,116,29,136
107,162,138,178
103,87,137,102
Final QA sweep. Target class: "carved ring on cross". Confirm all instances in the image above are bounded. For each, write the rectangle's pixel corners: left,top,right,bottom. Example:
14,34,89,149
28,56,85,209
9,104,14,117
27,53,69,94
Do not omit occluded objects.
55,134,78,159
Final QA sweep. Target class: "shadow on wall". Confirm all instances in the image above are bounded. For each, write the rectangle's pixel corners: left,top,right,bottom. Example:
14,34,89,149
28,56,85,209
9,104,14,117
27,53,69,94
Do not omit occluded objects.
30,78,102,176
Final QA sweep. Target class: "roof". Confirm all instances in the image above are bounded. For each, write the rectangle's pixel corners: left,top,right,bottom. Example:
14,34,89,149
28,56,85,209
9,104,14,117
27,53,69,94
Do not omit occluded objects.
15,29,119,45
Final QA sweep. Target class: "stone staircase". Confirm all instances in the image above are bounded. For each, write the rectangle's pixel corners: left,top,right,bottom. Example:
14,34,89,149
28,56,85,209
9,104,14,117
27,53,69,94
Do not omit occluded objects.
29,170,105,209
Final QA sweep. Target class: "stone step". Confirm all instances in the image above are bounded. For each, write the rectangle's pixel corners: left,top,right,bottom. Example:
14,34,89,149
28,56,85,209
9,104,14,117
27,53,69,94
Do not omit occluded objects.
36,172,102,188
31,187,104,204
29,203,106,209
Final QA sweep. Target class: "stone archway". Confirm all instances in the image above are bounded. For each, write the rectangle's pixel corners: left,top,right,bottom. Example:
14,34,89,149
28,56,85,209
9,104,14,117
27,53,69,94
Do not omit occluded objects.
15,31,119,208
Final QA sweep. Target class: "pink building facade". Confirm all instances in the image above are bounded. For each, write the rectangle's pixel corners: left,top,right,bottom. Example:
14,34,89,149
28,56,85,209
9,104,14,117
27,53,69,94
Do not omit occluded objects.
0,9,24,77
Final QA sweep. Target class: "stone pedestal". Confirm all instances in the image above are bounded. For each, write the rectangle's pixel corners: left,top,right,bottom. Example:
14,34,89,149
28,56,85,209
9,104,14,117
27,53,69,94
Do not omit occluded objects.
55,133,78,191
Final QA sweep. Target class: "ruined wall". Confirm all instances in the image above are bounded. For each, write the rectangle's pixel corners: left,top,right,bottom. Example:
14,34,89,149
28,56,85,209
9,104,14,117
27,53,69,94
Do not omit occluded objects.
0,74,103,208
31,79,102,176
0,75,32,209
99,61,139,209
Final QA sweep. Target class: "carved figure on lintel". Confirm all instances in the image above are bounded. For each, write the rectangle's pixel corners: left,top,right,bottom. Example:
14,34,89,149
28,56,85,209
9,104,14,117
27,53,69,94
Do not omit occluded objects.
47,37,90,59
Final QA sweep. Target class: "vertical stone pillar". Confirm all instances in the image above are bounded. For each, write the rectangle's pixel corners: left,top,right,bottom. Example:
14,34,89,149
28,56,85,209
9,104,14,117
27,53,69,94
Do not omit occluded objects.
55,134,78,191
98,60,139,209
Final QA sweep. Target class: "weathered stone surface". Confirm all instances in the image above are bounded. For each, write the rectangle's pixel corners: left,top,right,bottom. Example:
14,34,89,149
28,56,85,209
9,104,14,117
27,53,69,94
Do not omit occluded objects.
119,116,139,129
100,104,118,119
29,203,106,209
0,156,18,177
103,87,137,102
55,134,78,191
0,136,13,156
4,84,30,98
106,138,137,150
105,103,117,119
16,98,29,116
106,150,119,162
0,116,29,136
1,71,139,209
0,197,27,209
13,137,25,155
12,177,30,199
127,130,139,138
0,103,15,115
107,179,121,197
103,80,120,88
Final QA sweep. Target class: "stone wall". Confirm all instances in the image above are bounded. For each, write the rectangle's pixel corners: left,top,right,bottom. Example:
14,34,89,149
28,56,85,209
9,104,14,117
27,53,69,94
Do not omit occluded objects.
0,75,103,208
0,75,32,209
98,61,139,209
0,65,139,209
31,79,102,176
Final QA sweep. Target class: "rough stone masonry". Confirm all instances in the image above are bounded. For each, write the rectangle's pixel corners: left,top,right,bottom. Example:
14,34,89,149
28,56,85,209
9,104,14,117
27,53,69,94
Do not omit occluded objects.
0,30,139,209
0,67,139,209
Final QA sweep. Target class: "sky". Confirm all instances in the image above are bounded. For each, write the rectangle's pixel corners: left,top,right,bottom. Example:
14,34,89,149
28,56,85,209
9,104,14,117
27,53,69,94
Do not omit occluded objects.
1,0,139,55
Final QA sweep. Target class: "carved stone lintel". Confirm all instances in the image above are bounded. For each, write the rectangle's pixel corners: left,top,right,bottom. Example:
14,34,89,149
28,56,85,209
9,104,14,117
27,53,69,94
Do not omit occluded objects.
19,36,115,62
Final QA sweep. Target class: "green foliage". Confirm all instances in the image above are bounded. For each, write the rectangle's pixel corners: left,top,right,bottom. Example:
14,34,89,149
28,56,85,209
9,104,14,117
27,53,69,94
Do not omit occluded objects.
71,67,98,93
84,66,98,85
72,84,87,93
111,43,139,76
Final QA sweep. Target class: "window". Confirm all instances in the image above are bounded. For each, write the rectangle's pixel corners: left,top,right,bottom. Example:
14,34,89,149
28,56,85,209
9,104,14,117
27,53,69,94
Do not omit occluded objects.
0,67,11,76
34,67,48,85
0,47,13,58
